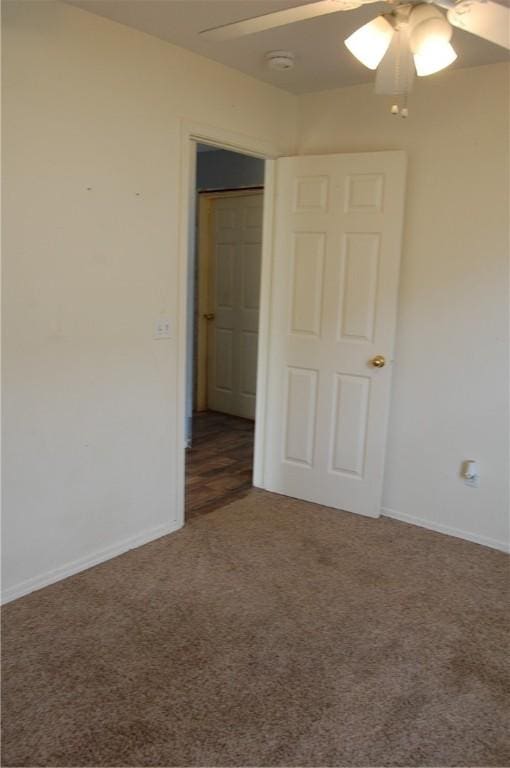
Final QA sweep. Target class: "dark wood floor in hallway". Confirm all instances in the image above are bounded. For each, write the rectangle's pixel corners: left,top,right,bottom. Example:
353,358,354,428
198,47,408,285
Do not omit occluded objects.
185,410,254,521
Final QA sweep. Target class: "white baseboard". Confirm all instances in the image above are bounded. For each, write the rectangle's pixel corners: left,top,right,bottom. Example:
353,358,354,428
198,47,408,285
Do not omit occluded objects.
4,509,506,605
381,507,510,554
1,519,182,605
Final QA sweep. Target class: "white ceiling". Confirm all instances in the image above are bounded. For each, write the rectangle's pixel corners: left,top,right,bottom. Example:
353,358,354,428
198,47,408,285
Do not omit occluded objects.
66,0,509,94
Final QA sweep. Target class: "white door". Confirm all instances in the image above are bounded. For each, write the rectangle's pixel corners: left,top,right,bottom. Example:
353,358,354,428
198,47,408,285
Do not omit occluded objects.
263,152,406,518
207,192,263,419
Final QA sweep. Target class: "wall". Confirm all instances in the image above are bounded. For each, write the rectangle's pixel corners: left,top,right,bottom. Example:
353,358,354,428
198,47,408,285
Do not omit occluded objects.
3,1,508,606
298,62,510,550
1,0,297,601
197,148,265,191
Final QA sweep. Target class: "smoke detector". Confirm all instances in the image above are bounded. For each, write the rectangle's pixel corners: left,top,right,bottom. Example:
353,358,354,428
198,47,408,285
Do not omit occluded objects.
265,51,295,71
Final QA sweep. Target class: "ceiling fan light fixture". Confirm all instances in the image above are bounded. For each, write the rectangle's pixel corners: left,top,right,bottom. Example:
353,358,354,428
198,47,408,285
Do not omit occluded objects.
409,4,457,76
410,17,452,49
344,16,394,70
413,39,457,76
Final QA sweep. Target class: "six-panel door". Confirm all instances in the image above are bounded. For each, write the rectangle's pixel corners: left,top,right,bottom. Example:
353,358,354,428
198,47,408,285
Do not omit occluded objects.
263,152,406,517
207,192,263,420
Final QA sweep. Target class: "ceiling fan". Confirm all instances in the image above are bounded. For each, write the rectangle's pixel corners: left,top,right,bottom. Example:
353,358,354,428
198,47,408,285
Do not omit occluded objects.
200,0,510,115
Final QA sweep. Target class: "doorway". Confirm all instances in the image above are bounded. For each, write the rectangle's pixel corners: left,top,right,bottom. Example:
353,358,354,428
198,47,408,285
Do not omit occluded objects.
185,145,265,521
178,131,406,528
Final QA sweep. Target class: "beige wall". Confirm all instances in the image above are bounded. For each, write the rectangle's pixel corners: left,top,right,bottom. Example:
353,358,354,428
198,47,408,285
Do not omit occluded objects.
1,0,297,600
298,63,509,549
3,1,508,602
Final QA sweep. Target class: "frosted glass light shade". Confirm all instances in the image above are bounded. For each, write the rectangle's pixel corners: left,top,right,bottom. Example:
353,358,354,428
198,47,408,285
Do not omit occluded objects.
409,5,457,76
344,16,394,70
413,39,457,76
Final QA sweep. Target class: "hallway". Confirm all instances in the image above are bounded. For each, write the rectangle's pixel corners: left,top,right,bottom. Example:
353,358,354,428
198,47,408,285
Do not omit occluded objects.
185,411,254,521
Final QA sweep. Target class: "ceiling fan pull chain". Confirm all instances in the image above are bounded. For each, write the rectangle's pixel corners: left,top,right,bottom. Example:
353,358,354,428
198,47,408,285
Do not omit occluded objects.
390,28,409,118
391,93,409,118
401,93,409,118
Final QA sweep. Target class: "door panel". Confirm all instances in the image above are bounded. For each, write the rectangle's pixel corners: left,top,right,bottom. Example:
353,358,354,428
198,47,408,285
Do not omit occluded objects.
283,366,318,467
339,233,379,341
290,232,325,336
208,192,263,420
330,373,370,477
263,152,406,518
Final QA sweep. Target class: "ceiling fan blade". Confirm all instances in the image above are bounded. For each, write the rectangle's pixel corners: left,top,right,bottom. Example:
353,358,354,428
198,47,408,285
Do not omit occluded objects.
375,26,415,95
200,0,380,41
447,0,510,50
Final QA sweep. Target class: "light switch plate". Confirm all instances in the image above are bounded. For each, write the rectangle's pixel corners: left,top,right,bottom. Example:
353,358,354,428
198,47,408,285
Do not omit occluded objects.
154,318,171,339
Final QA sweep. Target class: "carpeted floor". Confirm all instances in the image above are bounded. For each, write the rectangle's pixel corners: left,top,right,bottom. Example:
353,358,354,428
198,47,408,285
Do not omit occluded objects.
2,490,509,767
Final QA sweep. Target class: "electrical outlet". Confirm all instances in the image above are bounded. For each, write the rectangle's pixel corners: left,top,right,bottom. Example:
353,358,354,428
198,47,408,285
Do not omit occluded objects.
461,460,479,488
154,318,171,339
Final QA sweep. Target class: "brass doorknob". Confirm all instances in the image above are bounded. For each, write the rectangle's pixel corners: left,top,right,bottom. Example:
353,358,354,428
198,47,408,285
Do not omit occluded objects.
370,355,386,368
203,313,215,321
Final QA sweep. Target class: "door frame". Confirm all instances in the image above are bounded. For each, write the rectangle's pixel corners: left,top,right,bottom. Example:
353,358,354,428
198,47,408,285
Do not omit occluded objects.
176,121,280,527
196,188,264,413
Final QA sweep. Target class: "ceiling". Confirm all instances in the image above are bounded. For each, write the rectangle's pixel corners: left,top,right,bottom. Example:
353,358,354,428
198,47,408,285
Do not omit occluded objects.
66,0,509,94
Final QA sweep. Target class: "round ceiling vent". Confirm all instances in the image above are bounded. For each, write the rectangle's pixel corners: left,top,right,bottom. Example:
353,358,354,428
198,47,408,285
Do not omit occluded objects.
265,51,295,71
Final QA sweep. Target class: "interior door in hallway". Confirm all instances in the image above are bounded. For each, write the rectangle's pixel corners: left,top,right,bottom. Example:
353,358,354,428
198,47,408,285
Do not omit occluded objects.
263,152,406,518
207,192,263,420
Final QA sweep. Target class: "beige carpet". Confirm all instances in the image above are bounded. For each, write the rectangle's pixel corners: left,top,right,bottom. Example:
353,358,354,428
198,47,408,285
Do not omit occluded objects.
2,490,509,767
